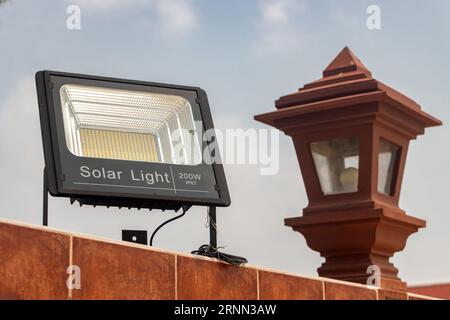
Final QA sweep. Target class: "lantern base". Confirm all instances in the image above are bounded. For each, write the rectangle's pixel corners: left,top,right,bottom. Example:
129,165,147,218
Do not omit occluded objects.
317,253,407,291
285,206,425,291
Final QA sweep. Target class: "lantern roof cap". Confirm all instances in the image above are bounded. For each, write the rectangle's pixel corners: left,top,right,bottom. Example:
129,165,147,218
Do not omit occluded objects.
323,46,372,77
255,47,442,131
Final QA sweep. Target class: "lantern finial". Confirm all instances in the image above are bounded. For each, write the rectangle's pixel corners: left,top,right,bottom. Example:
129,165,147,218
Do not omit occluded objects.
323,47,371,77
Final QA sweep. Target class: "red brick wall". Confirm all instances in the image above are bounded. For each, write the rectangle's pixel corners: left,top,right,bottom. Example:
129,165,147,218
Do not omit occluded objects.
408,284,450,300
0,219,435,300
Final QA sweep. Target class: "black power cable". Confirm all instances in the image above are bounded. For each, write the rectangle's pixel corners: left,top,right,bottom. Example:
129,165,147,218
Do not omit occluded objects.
191,244,248,266
150,206,188,246
150,205,248,266
191,207,248,266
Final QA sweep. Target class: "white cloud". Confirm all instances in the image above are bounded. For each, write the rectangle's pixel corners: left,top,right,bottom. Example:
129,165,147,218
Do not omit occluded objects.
66,0,197,38
254,0,308,54
68,0,146,11
151,0,197,37
261,0,293,25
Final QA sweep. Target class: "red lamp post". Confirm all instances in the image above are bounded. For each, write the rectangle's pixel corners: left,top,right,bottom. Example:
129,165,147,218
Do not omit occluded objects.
255,47,442,291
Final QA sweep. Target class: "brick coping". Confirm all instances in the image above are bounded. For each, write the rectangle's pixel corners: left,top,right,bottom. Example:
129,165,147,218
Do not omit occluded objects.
0,218,440,300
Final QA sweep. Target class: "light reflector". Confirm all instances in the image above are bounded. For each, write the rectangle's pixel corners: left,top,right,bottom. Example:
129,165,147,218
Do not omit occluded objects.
60,84,202,165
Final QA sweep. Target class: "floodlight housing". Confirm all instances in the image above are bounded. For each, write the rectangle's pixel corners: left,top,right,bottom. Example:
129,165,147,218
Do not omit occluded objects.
36,71,230,211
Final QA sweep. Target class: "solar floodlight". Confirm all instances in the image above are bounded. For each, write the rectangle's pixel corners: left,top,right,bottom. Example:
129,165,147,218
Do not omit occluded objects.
36,71,230,212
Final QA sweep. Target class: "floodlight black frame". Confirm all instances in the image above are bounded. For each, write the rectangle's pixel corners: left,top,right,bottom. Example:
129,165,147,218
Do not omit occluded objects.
36,70,231,213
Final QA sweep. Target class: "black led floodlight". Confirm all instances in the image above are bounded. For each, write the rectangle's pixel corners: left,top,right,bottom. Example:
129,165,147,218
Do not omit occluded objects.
36,71,230,213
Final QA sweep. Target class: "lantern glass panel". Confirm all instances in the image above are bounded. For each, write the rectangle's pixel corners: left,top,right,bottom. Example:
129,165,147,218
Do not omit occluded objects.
377,139,400,196
311,137,359,195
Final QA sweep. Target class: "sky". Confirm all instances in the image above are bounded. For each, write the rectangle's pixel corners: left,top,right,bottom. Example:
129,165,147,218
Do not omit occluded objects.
0,0,449,285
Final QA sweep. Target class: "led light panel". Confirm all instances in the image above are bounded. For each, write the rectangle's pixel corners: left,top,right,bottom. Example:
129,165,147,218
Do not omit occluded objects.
60,84,202,165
